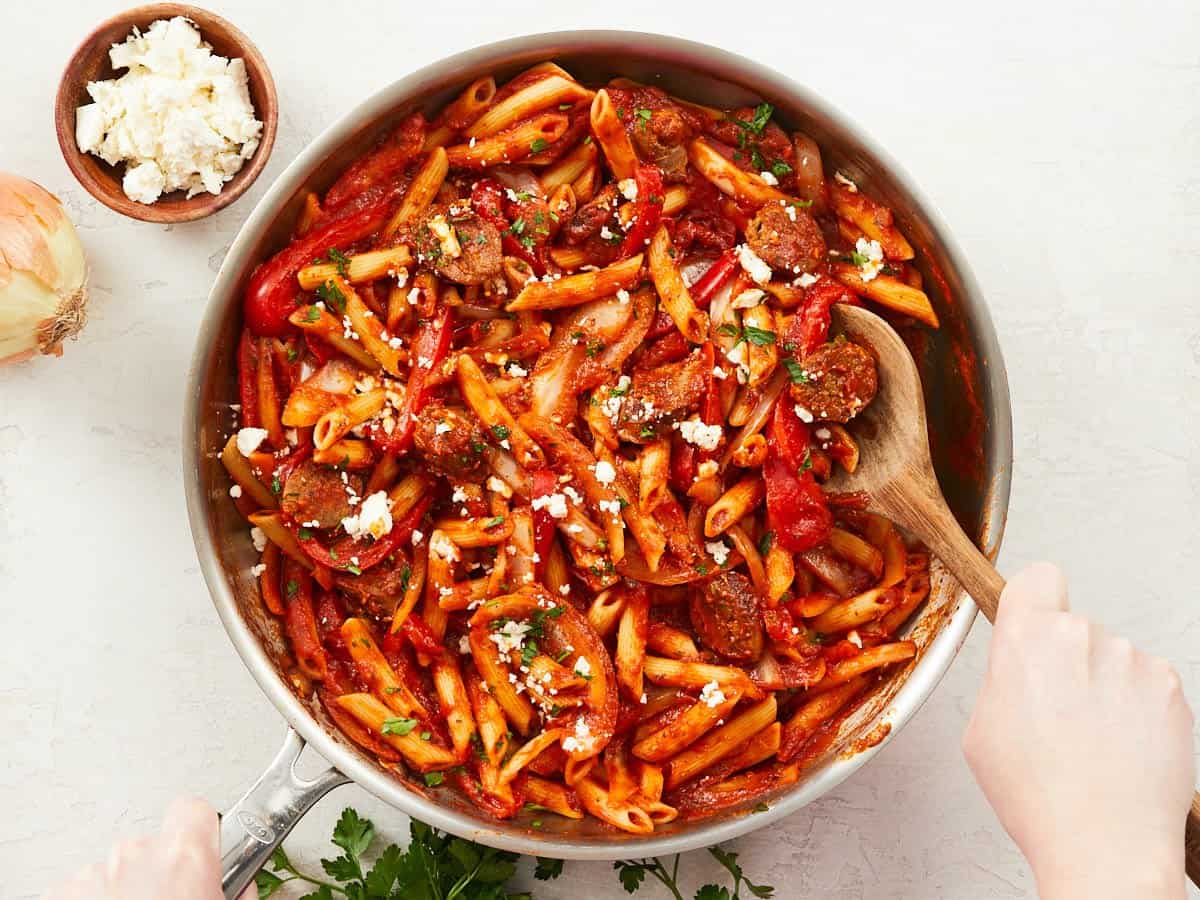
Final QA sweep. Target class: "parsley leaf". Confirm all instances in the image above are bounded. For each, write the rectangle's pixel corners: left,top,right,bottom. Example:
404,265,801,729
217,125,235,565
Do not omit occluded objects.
849,250,870,267
783,357,809,384
535,857,565,880
757,530,774,556
484,515,506,529
614,861,647,893
424,771,445,787
530,137,549,153
771,159,792,178
326,247,350,275
492,423,511,440
381,717,418,736
316,280,346,312
743,325,777,346
303,306,321,324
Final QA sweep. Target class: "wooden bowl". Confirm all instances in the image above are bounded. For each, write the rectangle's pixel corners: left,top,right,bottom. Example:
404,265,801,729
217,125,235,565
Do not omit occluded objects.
54,4,278,223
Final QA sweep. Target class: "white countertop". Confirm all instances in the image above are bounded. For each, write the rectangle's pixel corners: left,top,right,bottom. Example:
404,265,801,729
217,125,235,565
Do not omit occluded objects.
4,1,1199,897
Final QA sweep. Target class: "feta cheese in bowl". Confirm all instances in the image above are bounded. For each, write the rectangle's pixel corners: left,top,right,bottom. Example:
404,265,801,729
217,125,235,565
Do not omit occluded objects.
54,5,277,222
75,16,262,204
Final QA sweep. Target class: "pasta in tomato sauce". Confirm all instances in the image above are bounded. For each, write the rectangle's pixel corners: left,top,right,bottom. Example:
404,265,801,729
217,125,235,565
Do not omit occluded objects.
220,62,938,833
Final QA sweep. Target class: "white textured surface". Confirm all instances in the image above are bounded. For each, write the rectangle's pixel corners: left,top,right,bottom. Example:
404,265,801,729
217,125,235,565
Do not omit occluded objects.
3,1,1199,897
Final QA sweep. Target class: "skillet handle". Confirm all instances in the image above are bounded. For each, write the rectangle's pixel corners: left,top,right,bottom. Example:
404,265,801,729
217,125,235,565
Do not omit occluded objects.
219,728,350,899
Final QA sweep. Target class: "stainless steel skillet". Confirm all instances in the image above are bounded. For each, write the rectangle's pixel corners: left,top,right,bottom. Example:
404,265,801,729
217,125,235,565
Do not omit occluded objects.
181,31,1013,898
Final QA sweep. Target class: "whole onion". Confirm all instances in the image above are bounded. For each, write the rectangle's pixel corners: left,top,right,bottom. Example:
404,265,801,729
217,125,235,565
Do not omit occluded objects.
0,173,89,365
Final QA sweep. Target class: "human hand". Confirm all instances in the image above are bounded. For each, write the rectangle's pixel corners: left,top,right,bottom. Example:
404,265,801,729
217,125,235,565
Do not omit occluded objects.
963,563,1195,900
43,796,252,900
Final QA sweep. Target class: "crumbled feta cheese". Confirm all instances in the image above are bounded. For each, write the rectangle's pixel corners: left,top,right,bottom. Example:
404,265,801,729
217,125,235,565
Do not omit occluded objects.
699,680,727,708
490,619,532,655
712,366,728,381
815,427,832,441
615,288,631,304
848,630,864,649
459,635,472,655
705,540,730,567
406,287,420,305
599,225,615,241
562,485,584,505
796,272,819,288
618,178,638,201
435,421,452,435
834,171,859,192
697,460,719,479
759,170,779,186
854,237,885,282
574,657,591,678
430,532,460,561
737,244,773,285
341,491,393,541
250,526,268,553
531,493,569,519
486,476,512,499
250,562,267,577
559,583,571,595
74,17,263,204
640,693,648,704
427,214,463,259
451,486,467,504
794,404,814,423
598,498,622,516
507,362,528,377
732,288,766,309
678,418,723,451
235,427,268,456
593,460,617,485
229,484,243,499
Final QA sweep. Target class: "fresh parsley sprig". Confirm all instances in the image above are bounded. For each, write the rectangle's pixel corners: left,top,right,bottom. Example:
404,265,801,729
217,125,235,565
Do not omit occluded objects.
255,807,557,900
615,847,774,900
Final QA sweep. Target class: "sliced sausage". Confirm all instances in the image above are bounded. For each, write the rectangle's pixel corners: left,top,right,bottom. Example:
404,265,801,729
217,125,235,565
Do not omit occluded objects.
336,556,411,619
788,339,878,423
281,461,361,530
630,106,693,181
744,201,826,274
615,348,708,443
690,571,764,663
413,401,488,479
414,202,501,285
563,184,620,245
706,107,795,181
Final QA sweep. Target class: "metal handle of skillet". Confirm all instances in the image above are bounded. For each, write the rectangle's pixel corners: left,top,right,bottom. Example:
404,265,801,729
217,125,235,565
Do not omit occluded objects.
219,729,349,899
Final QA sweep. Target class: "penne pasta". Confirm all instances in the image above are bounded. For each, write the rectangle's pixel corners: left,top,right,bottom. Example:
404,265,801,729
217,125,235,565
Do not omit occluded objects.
507,253,643,312
297,247,411,290
588,89,638,181
647,225,708,343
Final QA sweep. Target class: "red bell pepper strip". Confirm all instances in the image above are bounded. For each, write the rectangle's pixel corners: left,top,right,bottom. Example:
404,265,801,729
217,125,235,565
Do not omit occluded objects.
282,561,328,680
764,399,831,553
689,248,738,307
323,113,425,212
769,397,811,472
303,332,336,365
669,439,697,494
530,468,558,578
762,606,798,644
401,614,445,659
639,330,691,369
368,306,454,455
784,277,858,357
291,495,432,573
645,309,677,341
243,190,399,337
618,164,664,259
236,328,260,428
470,179,547,275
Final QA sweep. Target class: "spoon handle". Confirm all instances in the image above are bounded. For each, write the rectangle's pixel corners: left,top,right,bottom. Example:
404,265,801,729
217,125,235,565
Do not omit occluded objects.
890,482,1004,622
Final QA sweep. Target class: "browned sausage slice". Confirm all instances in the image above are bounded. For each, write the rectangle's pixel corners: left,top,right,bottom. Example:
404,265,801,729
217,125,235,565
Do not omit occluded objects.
413,401,489,479
281,461,361,529
788,339,878,423
744,201,826,275
690,571,765,664
616,348,707,443
414,202,502,285
336,556,411,618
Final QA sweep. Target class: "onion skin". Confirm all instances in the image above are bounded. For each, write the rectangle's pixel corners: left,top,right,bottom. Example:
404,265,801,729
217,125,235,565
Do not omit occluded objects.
0,173,88,365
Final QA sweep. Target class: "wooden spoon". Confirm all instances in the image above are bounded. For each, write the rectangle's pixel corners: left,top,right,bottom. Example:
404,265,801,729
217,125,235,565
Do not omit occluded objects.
824,303,1200,886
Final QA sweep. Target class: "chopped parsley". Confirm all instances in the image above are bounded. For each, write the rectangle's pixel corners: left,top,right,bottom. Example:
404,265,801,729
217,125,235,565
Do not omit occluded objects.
285,579,298,599
483,515,505,529
285,345,299,362
529,137,549,153
297,527,313,541
381,717,418,736
423,771,445,787
326,247,350,275
316,280,347,312
399,565,412,593
346,564,362,576
585,339,605,358
635,107,652,125
520,640,539,666
757,530,775,556
849,250,870,267
783,357,809,384
639,424,657,439
771,159,792,178
743,325,777,346
800,450,813,473
303,306,321,323
491,424,510,441
528,604,566,638
271,474,282,494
